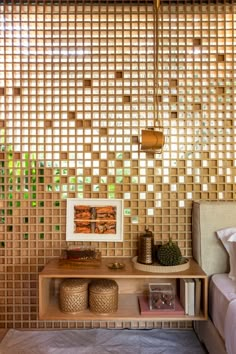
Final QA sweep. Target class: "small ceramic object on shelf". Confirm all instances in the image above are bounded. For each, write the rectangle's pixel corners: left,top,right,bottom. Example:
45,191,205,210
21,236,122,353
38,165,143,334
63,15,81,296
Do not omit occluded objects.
107,262,125,270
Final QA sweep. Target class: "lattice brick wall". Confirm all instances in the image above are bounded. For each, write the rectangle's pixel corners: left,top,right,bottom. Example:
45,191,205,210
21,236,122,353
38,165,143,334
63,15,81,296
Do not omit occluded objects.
0,0,236,329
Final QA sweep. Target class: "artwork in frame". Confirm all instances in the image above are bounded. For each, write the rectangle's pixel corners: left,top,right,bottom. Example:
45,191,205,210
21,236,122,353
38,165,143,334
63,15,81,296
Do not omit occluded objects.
66,198,124,242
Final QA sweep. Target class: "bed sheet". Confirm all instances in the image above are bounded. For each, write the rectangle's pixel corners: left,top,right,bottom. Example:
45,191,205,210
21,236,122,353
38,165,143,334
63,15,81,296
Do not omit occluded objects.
209,274,236,341
224,299,236,354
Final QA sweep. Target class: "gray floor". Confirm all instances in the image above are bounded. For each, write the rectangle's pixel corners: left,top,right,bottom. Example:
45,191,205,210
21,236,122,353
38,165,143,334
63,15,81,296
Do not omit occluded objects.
0,328,208,354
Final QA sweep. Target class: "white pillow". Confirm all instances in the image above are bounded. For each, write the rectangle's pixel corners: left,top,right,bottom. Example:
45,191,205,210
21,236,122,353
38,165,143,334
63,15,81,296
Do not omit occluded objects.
216,227,236,280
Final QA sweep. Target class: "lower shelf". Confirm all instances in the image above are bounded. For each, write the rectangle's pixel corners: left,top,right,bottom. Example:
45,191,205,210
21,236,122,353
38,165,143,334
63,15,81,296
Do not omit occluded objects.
39,293,205,321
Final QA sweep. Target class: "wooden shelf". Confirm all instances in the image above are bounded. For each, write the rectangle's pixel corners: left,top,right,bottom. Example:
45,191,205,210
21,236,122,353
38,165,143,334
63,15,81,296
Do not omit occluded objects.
39,257,208,322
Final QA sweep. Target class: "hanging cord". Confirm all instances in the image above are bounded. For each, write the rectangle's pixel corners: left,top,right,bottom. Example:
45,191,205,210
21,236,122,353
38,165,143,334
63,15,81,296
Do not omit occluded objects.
153,0,159,129
153,1,165,149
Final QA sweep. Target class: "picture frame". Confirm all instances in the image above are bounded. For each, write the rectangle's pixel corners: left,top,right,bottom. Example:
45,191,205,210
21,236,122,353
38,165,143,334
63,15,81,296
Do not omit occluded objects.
66,198,124,242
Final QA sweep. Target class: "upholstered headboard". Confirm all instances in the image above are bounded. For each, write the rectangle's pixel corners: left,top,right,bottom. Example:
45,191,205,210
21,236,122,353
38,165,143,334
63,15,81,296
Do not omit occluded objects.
192,201,236,276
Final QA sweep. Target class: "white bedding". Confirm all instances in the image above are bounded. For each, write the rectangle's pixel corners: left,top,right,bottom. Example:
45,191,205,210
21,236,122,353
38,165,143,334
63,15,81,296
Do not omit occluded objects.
192,201,236,354
210,274,236,354
225,299,236,354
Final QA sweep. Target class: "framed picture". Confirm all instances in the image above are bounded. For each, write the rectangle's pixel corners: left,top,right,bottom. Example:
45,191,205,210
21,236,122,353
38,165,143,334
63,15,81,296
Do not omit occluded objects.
66,198,124,242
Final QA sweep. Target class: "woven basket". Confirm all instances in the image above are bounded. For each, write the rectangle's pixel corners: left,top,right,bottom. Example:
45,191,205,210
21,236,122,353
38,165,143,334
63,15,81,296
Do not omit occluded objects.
89,279,118,314
59,278,89,314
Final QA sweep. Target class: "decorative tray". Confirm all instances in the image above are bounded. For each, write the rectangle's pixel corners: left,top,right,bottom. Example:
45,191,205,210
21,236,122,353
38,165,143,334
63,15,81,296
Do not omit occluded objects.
132,256,190,273
59,249,101,267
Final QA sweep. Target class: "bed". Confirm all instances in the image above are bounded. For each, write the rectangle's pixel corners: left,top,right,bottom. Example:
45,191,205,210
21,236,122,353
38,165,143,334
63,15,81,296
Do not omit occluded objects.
192,200,236,354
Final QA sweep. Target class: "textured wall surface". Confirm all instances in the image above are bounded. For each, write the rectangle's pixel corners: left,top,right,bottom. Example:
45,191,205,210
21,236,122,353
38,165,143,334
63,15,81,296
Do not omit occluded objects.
0,0,235,329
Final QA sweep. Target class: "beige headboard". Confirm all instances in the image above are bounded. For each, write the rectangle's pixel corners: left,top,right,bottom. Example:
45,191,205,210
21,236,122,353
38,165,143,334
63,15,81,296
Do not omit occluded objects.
192,201,236,276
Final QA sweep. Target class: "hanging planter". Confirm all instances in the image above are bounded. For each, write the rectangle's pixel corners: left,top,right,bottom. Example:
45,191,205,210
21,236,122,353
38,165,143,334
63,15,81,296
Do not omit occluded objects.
140,128,165,153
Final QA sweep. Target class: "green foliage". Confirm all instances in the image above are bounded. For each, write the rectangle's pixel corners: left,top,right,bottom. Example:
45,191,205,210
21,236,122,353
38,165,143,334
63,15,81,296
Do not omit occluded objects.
157,237,183,266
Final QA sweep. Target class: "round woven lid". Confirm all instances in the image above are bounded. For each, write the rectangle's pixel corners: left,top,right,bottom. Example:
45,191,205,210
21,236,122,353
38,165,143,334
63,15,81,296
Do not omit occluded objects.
89,279,118,293
60,278,89,292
